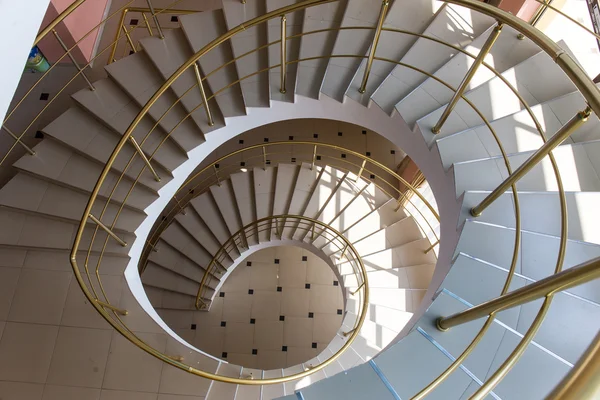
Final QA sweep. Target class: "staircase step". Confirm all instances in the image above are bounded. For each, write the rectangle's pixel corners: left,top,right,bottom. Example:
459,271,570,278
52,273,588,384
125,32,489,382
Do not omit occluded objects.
435,88,600,169
296,1,346,99
371,3,495,114
0,207,132,256
42,106,172,192
71,79,184,174
320,0,381,102
230,170,258,246
140,28,225,133
175,210,231,266
461,190,600,245
0,172,145,232
456,220,600,306
416,44,577,140
222,0,270,108
143,261,203,297
179,10,247,118
396,24,541,127
147,239,215,285
452,141,600,196
105,50,206,152
346,0,435,105
13,139,157,211
253,166,276,242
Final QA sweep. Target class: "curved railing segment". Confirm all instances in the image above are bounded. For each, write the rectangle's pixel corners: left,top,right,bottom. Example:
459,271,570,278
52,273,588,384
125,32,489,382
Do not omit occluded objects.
41,0,600,393
139,140,441,275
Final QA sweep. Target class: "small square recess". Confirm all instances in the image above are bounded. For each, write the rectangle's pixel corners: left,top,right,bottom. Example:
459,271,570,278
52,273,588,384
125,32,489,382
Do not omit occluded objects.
308,312,314,318
248,289,254,295
333,281,339,286
274,259,280,264
247,261,252,267
277,286,282,292
252,349,258,355
219,292,225,298
279,315,285,321
302,256,307,261
337,309,343,315
221,321,227,327
305,283,311,289
282,346,288,352
250,318,256,324
222,352,228,358
312,342,318,349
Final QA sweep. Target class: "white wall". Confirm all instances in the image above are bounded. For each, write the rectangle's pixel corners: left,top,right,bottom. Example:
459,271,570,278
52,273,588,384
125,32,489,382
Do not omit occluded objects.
0,0,51,125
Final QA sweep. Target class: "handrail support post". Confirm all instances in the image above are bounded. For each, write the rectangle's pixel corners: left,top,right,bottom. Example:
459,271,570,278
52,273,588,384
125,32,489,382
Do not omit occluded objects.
129,137,161,182
1,126,36,156
97,300,128,315
280,15,287,94
88,214,128,247
358,0,389,93
471,106,592,216
145,0,165,39
193,63,215,126
437,255,600,331
432,22,503,134
52,29,95,91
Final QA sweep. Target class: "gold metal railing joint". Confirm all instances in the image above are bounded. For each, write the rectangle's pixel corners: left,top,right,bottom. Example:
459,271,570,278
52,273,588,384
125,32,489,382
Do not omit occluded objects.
424,239,440,254
343,328,356,338
88,214,128,247
1,126,36,156
96,300,128,315
52,29,96,91
350,282,365,296
121,24,138,54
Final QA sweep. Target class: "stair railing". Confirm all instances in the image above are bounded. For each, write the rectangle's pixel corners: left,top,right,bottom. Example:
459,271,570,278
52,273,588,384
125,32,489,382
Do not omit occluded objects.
140,141,441,276
27,0,595,393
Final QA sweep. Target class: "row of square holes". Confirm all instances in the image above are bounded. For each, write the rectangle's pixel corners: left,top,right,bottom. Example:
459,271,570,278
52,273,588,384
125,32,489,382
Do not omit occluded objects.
237,136,397,155
130,17,179,25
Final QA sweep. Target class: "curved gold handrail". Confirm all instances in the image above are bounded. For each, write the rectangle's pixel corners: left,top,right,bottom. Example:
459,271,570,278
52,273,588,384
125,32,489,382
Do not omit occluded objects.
54,0,599,393
140,141,441,277
194,215,367,312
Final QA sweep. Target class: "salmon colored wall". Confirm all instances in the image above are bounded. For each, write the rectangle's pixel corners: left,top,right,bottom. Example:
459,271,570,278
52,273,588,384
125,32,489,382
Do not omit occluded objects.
37,0,110,64
494,0,541,21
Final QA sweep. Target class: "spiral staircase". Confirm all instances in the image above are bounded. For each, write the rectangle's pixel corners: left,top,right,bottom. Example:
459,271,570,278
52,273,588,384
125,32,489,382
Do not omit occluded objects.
1,0,600,399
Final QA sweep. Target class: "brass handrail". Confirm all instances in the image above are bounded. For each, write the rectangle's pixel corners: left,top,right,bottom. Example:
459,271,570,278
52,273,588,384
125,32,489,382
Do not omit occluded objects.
195,215,367,311
44,0,598,392
140,141,441,275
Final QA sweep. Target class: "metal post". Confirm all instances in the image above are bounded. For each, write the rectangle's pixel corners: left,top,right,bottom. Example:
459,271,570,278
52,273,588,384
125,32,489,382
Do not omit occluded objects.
145,0,164,39
108,9,128,64
432,23,503,134
359,0,389,93
343,327,356,337
129,137,161,182
142,13,154,36
471,106,591,216
213,165,221,186
355,159,367,182
1,126,35,156
280,15,287,94
311,145,317,170
97,300,128,315
350,282,365,295
88,214,128,247
262,146,267,170
52,29,95,91
340,243,349,260
121,24,137,54
424,239,439,254
193,63,214,126
437,256,600,331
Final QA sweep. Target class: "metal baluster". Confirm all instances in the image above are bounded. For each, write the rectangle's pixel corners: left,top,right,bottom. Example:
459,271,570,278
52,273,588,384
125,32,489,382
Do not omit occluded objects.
52,29,95,91
280,15,287,94
358,0,389,93
145,0,165,39
1,126,35,156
